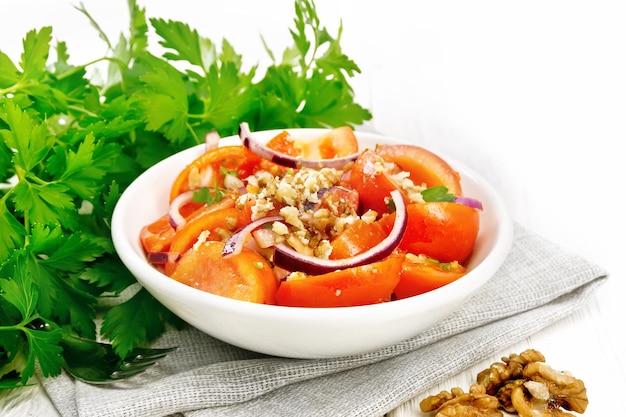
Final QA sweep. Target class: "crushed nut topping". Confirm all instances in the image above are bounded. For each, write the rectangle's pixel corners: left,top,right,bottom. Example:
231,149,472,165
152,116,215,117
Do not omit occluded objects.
419,349,588,417
237,166,360,256
232,151,427,259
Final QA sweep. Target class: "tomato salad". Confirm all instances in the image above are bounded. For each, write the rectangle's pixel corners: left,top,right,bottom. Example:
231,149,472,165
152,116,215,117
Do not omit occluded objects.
140,123,482,307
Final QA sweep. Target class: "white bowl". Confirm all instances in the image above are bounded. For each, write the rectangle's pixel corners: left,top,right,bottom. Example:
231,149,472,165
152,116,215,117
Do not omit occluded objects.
111,129,513,358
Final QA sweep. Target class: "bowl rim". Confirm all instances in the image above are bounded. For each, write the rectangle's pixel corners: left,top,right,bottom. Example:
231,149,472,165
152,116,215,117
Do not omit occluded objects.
111,128,514,321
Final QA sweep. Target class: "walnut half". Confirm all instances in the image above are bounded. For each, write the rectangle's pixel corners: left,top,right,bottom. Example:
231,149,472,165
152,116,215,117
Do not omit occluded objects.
509,361,588,416
476,349,546,396
420,384,503,417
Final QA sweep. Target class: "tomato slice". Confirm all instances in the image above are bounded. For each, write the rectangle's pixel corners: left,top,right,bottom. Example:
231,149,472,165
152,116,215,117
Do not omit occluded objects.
170,241,277,304
169,145,262,202
329,219,386,259
380,202,480,264
393,253,466,299
347,149,400,214
140,200,225,254
301,126,359,159
167,207,240,259
266,126,359,160
265,130,299,156
275,255,403,307
140,214,176,254
375,144,462,196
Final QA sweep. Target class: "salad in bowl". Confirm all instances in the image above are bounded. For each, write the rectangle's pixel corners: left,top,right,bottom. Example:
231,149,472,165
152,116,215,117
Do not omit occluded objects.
111,124,512,358
140,123,482,307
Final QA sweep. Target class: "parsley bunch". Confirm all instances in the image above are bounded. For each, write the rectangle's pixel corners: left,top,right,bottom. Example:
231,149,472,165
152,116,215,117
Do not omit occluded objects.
0,0,371,389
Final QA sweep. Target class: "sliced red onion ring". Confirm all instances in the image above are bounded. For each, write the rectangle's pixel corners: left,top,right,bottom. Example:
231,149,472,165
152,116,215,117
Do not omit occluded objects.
273,189,408,275
169,190,196,229
222,215,284,258
238,122,360,170
205,131,220,152
148,251,180,264
454,196,483,210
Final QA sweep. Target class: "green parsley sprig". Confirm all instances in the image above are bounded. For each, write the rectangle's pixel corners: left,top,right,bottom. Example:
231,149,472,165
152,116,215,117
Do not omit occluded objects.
0,0,371,389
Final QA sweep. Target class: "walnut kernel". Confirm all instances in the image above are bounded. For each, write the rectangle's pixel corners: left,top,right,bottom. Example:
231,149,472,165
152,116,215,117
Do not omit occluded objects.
420,384,503,417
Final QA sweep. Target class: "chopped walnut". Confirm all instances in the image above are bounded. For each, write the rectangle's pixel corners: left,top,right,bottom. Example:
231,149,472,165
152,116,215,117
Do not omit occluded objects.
420,384,503,417
477,349,546,395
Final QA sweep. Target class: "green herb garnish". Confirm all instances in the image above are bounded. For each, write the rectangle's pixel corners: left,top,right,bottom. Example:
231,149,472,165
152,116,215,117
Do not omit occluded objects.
193,186,227,206
421,185,457,202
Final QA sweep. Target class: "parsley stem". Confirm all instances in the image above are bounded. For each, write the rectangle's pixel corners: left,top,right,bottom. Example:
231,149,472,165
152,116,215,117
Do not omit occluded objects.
55,56,128,82
0,314,40,332
0,57,126,97
0,81,26,97
0,187,13,205
0,325,21,332
186,113,207,119
66,104,100,118
186,121,201,144
73,3,114,51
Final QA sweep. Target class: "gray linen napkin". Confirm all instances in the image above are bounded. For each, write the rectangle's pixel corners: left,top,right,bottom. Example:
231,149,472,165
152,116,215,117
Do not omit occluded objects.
39,223,608,417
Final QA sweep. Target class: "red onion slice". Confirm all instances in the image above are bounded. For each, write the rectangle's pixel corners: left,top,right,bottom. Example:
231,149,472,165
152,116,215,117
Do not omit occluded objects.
454,196,483,210
169,190,196,229
148,251,180,264
273,189,408,275
238,122,360,170
222,215,285,258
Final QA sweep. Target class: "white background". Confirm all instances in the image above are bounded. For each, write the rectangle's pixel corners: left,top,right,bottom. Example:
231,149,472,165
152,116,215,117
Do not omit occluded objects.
1,1,625,416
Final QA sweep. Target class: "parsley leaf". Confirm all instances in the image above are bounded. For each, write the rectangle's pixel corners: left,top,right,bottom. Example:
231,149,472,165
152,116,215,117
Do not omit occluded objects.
20,27,52,82
0,267,38,321
150,18,215,71
134,54,189,142
12,182,76,228
79,257,137,294
254,0,372,130
0,52,20,88
0,266,63,382
24,323,63,379
193,186,226,205
0,98,52,172
421,186,457,202
0,206,25,262
101,288,184,356
57,133,107,199
36,229,108,272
